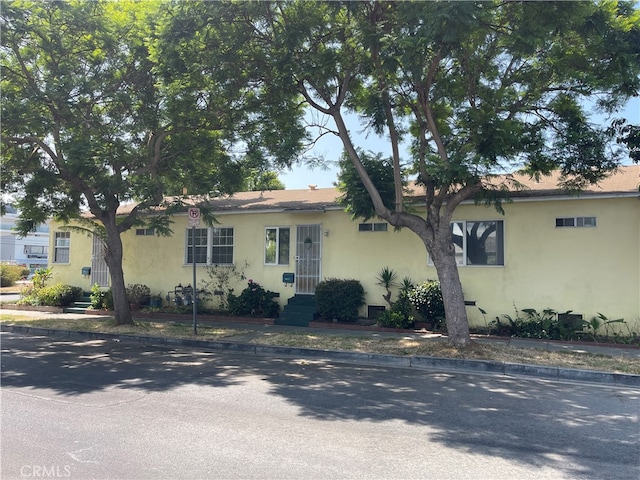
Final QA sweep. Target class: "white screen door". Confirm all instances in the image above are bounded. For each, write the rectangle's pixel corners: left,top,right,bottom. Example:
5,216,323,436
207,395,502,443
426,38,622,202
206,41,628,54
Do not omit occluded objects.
295,224,321,294
91,235,109,287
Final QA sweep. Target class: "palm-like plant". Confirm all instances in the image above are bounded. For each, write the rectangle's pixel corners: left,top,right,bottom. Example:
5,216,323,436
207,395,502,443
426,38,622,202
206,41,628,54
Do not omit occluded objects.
375,267,398,307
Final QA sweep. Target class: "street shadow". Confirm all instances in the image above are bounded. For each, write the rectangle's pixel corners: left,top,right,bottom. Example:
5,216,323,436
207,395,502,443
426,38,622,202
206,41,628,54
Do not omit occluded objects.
2,332,638,478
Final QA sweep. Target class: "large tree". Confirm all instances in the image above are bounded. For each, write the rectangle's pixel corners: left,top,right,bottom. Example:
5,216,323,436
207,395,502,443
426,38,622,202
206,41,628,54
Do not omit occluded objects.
1,0,306,324
166,0,639,345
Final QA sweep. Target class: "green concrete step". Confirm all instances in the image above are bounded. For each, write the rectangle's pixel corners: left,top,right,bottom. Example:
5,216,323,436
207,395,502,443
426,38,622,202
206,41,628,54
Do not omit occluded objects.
274,316,311,327
64,307,89,314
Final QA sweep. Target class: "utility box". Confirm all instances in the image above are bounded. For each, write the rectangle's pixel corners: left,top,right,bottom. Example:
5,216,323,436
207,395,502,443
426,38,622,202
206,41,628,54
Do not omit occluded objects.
282,273,295,285
81,267,91,276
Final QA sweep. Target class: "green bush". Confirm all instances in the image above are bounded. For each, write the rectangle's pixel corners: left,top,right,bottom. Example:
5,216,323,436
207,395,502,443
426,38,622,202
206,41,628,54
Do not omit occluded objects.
407,280,445,330
34,283,82,307
377,291,415,329
490,308,571,340
315,278,365,322
32,267,53,290
90,283,113,310
0,263,29,287
228,279,280,318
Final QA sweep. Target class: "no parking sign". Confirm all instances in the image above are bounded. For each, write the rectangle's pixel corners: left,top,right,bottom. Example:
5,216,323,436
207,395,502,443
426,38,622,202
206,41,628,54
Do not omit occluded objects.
188,207,200,227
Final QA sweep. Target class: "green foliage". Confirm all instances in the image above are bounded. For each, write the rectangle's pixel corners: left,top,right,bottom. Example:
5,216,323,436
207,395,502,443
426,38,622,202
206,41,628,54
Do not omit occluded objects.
315,279,365,323
0,263,28,287
201,261,249,310
610,119,640,163
407,281,446,330
377,291,415,329
90,283,113,310
584,312,626,341
227,280,279,318
377,311,409,330
1,1,306,325
191,0,640,345
126,284,151,305
32,267,53,290
90,283,104,309
243,170,285,192
375,266,398,307
487,307,627,341
399,277,414,295
19,282,82,307
36,284,83,307
336,151,406,221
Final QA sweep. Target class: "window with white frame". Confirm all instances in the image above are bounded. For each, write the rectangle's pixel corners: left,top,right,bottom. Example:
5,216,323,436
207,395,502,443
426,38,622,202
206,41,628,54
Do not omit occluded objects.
265,227,290,265
434,220,504,266
186,228,209,264
185,227,235,265
555,216,596,228
53,231,70,263
211,227,234,264
136,228,155,236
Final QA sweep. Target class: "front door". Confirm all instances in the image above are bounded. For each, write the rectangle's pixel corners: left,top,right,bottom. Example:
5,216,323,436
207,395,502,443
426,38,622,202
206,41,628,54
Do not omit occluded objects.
295,224,321,294
91,235,109,287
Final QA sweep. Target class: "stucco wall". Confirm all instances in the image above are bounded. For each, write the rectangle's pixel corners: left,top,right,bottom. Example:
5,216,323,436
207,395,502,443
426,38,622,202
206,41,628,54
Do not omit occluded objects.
455,197,639,328
49,194,640,329
48,230,92,289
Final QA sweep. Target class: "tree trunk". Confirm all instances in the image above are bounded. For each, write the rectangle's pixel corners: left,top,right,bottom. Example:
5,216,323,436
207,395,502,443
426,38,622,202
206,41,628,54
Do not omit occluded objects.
428,237,471,347
103,217,133,325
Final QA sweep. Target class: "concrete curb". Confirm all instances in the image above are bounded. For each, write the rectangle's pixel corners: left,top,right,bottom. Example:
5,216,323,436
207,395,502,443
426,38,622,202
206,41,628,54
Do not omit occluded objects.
2,324,639,387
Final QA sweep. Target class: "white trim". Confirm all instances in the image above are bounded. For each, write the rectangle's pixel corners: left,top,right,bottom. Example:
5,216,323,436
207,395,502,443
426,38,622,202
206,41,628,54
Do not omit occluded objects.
462,192,639,204
52,231,71,264
264,226,291,266
184,227,210,266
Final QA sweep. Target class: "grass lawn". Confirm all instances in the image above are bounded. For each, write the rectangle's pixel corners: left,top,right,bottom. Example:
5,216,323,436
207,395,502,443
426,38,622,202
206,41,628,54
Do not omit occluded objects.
3,314,639,375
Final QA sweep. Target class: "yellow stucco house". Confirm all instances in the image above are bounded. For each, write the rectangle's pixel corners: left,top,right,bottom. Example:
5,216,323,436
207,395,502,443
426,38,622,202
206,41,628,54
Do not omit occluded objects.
48,166,640,329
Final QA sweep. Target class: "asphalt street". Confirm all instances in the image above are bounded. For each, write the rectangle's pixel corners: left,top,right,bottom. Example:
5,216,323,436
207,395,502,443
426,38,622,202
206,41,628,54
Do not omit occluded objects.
1,331,639,480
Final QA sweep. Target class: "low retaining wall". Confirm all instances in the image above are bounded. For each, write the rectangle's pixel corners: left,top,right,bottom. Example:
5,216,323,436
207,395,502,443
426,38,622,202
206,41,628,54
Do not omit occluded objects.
85,309,276,325
2,304,64,314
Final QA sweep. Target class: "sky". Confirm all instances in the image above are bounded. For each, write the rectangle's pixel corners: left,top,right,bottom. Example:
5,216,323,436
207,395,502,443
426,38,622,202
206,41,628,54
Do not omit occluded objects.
279,98,640,190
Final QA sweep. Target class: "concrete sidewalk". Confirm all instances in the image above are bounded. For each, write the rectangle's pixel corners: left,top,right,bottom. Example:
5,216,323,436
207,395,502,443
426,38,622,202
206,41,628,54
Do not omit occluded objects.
1,308,639,386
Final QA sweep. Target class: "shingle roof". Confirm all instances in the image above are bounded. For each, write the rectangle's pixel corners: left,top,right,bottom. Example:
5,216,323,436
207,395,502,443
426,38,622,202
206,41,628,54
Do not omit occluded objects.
205,186,341,213
114,165,639,215
206,165,639,212
494,164,640,197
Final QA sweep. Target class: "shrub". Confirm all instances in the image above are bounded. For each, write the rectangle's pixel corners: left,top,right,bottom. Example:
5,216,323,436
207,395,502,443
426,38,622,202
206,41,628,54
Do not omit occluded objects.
490,307,570,340
407,280,445,330
378,311,408,329
201,260,249,310
90,283,113,310
227,279,279,318
377,291,415,329
126,283,150,305
32,267,53,290
315,278,365,322
34,283,82,307
0,263,28,287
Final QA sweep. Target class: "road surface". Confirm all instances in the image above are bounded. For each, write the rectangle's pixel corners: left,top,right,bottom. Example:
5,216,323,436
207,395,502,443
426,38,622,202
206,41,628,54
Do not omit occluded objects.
1,332,639,479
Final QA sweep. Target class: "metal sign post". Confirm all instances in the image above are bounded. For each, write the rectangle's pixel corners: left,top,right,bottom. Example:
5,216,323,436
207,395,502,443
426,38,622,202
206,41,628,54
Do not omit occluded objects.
188,207,200,335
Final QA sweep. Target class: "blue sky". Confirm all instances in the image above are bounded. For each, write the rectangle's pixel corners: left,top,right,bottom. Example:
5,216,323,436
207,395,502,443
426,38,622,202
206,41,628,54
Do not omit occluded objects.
279,97,640,190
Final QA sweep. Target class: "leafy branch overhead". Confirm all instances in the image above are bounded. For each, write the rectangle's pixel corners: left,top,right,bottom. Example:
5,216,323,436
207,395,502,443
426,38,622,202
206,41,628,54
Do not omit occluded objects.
184,0,639,345
0,0,306,325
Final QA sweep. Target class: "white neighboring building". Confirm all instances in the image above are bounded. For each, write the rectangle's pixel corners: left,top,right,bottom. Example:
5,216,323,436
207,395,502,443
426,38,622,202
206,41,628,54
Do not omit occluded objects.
0,205,49,275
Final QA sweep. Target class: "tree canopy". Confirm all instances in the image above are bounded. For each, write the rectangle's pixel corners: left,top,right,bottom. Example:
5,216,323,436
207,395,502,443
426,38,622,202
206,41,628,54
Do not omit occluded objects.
0,0,305,324
165,0,640,344
3,0,638,340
